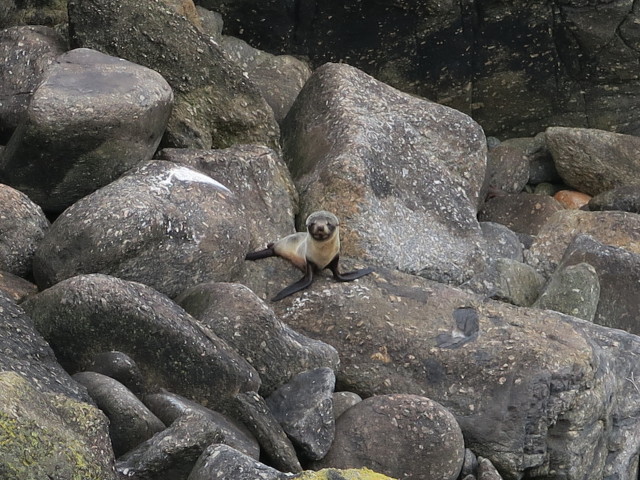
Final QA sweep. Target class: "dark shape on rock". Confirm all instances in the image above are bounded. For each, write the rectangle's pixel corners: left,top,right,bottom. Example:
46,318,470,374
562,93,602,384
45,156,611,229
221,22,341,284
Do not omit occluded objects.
145,389,260,459
0,48,173,213
313,394,465,480
73,371,166,457
116,412,223,479
86,351,146,397
265,367,336,461
21,274,260,410
188,444,288,480
233,391,303,473
437,307,480,349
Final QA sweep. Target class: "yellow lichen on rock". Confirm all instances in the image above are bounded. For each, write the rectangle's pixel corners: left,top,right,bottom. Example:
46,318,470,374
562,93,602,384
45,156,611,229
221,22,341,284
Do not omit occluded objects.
294,468,397,480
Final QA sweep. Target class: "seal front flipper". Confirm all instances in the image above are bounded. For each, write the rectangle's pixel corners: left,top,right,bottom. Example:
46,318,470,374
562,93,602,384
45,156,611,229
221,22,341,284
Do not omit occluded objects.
328,255,374,282
272,263,315,301
245,243,276,261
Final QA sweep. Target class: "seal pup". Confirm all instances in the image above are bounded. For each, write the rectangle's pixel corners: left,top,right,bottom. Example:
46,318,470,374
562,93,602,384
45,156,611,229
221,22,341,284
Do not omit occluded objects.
245,211,374,301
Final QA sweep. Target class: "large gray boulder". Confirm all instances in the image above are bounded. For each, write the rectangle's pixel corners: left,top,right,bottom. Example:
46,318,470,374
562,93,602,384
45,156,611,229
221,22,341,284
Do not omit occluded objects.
253,264,640,480
0,48,173,213
282,62,487,285
33,160,249,298
68,0,280,150
0,25,66,141
157,145,298,251
0,183,49,278
545,127,640,196
21,274,261,410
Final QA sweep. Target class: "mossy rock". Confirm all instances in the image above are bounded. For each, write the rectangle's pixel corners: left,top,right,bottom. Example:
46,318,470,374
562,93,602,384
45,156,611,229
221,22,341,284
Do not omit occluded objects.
0,372,117,480
295,468,396,480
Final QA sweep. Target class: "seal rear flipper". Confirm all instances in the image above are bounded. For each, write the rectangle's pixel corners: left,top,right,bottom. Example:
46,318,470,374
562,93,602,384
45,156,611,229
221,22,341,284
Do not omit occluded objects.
328,255,374,282
272,264,314,301
245,245,275,261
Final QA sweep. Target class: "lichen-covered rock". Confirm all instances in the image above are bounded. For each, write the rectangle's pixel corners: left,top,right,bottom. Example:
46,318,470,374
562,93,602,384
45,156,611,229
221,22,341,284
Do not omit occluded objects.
0,371,117,480
21,274,260,410
282,62,487,285
68,0,279,150
0,0,68,30
313,394,464,480
0,25,66,141
176,282,339,396
157,145,298,251
0,183,49,278
532,262,600,322
295,468,396,480
0,48,173,213
546,127,640,196
33,161,249,297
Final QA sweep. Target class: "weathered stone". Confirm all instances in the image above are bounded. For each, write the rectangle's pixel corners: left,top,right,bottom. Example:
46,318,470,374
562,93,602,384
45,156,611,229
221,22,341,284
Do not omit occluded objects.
176,282,339,396
266,367,336,461
312,394,464,480
33,160,249,298
0,0,67,30
21,274,260,410
233,391,302,473
546,127,640,196
533,262,600,322
116,412,223,479
524,134,561,185
462,258,544,307
264,265,640,479
0,270,37,303
220,35,312,123
588,184,640,214
480,222,524,263
485,140,530,193
0,371,117,480
477,457,503,480
332,392,362,420
0,26,66,142
559,234,640,334
157,145,298,251
526,209,640,277
0,183,49,277
478,193,564,236
0,48,173,213
73,371,166,457
68,0,279,150
553,190,592,209
188,444,288,480
86,351,146,397
461,449,479,477
144,389,260,459
282,62,487,285
0,291,89,402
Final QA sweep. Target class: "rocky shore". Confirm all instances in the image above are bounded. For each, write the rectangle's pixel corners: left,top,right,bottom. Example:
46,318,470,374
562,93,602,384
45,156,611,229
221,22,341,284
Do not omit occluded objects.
2,1,640,479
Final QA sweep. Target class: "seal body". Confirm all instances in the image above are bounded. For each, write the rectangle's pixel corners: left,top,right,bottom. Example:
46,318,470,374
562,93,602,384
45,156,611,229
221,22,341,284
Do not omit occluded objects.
245,211,373,301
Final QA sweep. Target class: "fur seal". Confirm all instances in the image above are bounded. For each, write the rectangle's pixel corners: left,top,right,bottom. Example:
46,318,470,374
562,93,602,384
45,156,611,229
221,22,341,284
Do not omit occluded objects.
245,211,374,301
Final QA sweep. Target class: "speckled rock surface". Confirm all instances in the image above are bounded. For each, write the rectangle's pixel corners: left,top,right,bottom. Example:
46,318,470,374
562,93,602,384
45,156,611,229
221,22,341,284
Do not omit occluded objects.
0,183,49,278
478,193,564,236
588,184,640,214
188,443,288,480
0,25,66,142
21,274,260,411
32,160,249,297
0,371,118,480
282,62,487,285
0,48,173,213
157,145,298,251
546,127,640,196
177,282,339,396
312,394,464,480
68,0,279,150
